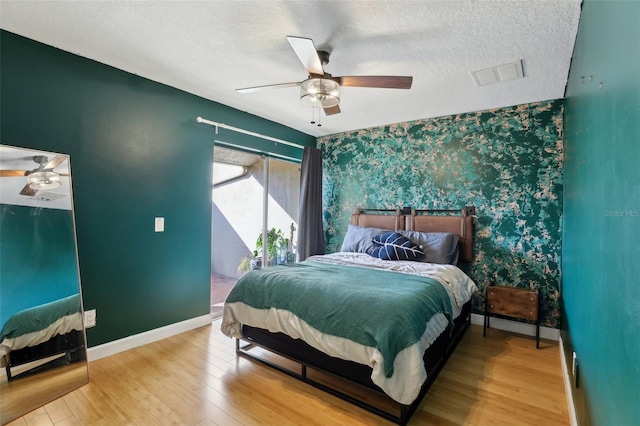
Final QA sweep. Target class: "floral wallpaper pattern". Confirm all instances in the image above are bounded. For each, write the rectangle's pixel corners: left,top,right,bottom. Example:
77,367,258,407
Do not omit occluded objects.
318,100,564,328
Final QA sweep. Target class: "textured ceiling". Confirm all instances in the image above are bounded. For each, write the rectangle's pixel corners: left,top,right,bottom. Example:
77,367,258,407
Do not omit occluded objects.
0,1,582,138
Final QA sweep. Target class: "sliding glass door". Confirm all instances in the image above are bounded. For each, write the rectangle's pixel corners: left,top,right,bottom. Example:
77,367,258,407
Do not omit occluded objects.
210,146,300,316
260,156,300,266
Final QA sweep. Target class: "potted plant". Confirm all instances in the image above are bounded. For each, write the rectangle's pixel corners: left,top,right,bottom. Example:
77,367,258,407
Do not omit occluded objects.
238,227,291,275
256,227,285,264
237,249,260,276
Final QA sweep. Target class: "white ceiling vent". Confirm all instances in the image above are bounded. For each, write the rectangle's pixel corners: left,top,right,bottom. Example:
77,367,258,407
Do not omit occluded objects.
472,60,524,87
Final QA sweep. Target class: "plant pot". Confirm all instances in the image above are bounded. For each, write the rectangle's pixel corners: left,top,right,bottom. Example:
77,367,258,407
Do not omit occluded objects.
250,257,262,269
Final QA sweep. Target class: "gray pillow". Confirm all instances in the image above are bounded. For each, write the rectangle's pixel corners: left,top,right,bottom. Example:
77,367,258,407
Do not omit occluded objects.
340,225,393,254
399,231,459,264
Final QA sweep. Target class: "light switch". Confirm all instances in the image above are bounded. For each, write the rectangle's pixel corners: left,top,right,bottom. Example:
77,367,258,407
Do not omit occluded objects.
155,217,165,232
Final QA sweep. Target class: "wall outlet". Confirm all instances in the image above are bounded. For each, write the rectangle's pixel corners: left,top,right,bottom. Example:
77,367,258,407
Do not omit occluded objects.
84,309,96,328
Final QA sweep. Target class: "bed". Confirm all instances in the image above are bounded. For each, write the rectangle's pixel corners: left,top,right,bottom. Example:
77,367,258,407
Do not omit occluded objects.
1,294,85,381
221,207,476,425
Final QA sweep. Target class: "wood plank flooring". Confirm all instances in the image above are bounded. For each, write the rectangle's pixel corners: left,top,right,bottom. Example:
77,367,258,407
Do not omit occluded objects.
211,275,235,318
5,321,570,425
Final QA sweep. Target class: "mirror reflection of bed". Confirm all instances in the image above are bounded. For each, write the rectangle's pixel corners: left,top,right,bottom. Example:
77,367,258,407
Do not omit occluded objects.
0,145,89,425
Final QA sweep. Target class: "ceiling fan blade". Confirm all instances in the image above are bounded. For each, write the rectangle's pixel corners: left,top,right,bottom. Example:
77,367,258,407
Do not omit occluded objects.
19,184,37,197
324,105,341,116
43,155,66,171
286,36,324,76
334,76,413,89
0,170,28,177
236,82,301,94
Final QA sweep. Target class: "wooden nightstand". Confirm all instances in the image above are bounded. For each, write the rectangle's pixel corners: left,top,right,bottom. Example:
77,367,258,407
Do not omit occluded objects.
483,283,540,348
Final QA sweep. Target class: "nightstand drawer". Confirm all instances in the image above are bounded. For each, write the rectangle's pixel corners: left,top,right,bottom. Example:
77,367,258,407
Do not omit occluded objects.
486,286,538,322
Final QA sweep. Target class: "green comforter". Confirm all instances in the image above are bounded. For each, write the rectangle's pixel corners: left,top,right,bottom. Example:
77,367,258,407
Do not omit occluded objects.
0,294,80,341
225,260,453,377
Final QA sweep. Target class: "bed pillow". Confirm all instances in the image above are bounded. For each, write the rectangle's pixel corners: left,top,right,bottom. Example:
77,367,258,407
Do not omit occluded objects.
399,231,459,264
370,232,424,261
340,225,393,254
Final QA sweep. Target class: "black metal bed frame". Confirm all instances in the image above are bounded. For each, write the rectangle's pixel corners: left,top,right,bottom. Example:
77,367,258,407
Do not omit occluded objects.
235,302,472,425
4,330,85,381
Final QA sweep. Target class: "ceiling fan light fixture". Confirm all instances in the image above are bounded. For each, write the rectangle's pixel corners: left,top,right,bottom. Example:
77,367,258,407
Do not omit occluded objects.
300,78,340,108
27,171,61,190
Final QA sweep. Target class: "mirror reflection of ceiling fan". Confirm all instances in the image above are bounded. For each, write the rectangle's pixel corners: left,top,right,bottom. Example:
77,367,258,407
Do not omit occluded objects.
0,155,68,196
236,36,413,119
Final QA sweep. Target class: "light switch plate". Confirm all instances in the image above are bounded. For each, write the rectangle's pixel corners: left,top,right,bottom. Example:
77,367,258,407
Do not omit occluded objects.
155,217,165,232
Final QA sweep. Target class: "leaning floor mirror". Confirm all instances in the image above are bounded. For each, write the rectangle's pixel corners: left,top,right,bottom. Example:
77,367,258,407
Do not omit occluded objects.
0,145,88,424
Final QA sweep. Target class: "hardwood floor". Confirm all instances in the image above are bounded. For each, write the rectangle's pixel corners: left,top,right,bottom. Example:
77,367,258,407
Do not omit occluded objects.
6,321,570,426
211,275,236,318
1,361,89,424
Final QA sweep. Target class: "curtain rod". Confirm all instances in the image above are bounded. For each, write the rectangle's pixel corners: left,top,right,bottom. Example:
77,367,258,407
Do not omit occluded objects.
196,116,305,150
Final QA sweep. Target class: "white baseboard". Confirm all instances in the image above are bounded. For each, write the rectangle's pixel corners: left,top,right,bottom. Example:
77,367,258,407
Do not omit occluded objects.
470,313,559,341
559,336,579,426
87,314,213,362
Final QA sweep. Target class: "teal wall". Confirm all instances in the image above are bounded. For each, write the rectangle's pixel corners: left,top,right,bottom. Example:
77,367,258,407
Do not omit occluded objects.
0,204,80,325
319,100,564,327
562,1,640,425
0,30,315,346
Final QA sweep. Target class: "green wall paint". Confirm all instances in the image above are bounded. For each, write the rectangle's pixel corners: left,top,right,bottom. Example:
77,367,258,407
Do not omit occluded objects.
319,101,564,327
0,204,80,325
563,1,640,425
0,30,315,346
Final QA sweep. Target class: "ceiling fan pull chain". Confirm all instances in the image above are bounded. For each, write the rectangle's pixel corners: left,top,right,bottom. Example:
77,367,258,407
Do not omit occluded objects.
310,107,316,125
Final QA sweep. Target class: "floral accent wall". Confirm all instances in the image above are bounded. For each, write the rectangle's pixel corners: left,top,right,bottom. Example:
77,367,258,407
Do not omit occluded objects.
318,100,563,328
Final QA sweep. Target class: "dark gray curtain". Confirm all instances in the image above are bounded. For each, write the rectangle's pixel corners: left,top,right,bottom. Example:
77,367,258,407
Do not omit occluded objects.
297,147,325,261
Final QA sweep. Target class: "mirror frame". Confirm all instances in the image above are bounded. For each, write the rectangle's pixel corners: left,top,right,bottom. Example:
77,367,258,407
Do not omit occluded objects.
0,145,89,424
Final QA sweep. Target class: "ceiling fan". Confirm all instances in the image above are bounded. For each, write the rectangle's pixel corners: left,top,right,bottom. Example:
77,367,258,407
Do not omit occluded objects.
236,36,413,118
0,155,68,196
